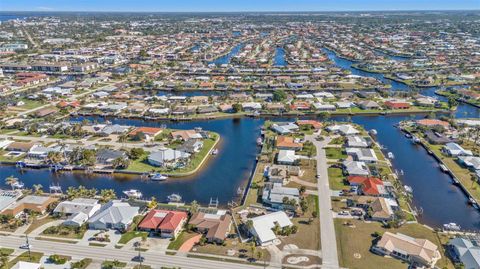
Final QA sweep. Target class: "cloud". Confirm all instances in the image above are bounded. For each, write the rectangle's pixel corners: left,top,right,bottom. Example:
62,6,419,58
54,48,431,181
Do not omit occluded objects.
36,6,54,11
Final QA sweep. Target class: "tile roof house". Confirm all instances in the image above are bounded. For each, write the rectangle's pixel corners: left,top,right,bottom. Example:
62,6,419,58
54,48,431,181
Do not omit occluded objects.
342,160,370,176
54,198,101,227
1,195,58,217
128,127,163,139
87,200,139,231
448,237,480,269
189,212,232,243
138,209,188,238
384,100,411,109
416,119,450,129
346,148,378,163
443,143,473,157
276,136,303,151
170,130,203,141
296,120,322,130
249,211,293,246
148,148,191,167
347,176,387,197
372,232,441,268
277,150,299,165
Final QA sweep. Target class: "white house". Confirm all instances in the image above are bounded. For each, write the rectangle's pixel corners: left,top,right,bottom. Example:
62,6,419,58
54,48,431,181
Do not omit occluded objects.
277,150,298,165
443,143,473,157
346,148,378,163
54,198,101,226
249,211,293,246
327,124,360,136
87,200,139,231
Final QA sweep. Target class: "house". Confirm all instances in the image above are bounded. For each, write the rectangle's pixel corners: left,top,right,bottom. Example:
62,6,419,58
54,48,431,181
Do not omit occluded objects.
384,100,411,110
137,209,188,238
448,237,480,269
96,149,128,165
1,195,58,217
265,165,288,185
148,148,191,167
343,160,369,176
416,119,450,129
347,176,387,196
35,108,57,118
27,145,62,160
0,190,23,213
6,142,35,152
262,183,300,209
189,211,232,243
249,211,293,246
87,200,139,231
277,150,299,165
128,127,163,140
326,124,360,136
271,122,299,135
346,148,378,163
357,100,380,110
424,130,453,145
458,156,480,171
296,120,322,130
178,139,203,154
12,261,41,269
100,124,130,135
369,197,396,221
372,232,441,268
53,198,101,226
312,103,336,111
276,136,303,151
170,130,203,141
218,104,234,113
242,102,262,111
443,143,473,157
346,136,370,148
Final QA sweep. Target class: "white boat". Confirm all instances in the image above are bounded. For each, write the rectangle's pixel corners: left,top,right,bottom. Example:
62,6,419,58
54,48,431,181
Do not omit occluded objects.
443,223,461,231
150,173,168,181
167,193,182,202
369,129,377,136
412,136,421,144
439,164,448,172
12,182,24,189
387,152,395,159
404,133,412,139
123,189,142,199
211,149,219,155
404,185,413,193
256,137,263,146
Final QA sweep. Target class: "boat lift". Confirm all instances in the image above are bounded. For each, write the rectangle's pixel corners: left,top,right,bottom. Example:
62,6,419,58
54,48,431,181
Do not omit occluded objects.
208,197,219,208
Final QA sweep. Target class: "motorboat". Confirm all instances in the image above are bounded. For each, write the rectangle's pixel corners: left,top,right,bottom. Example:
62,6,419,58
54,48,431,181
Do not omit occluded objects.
123,189,142,199
150,173,168,181
11,182,25,189
256,137,263,146
412,136,421,144
167,193,182,203
443,223,461,231
369,129,377,136
439,164,448,172
387,152,395,159
404,133,412,139
211,149,219,155
404,185,413,193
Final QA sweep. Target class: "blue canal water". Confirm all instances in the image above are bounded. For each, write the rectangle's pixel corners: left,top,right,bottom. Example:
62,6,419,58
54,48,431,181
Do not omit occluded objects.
1,46,480,229
273,47,287,67
208,43,244,66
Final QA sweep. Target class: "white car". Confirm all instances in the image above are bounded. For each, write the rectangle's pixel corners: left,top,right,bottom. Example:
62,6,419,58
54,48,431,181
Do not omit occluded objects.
19,244,31,249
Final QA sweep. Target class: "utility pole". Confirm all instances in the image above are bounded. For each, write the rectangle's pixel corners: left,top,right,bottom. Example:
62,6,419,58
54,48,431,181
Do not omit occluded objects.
25,235,31,261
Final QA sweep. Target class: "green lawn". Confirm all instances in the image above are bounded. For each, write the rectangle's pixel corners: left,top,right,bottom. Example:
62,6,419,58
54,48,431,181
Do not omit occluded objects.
328,167,347,191
167,231,198,250
0,248,14,256
118,230,148,244
8,252,44,268
101,260,127,268
325,147,346,160
70,258,92,269
334,219,454,269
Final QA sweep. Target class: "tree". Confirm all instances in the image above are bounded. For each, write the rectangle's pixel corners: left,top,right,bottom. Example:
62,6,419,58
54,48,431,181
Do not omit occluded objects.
272,89,287,102
190,200,199,214
148,197,158,209
100,189,116,203
448,96,458,109
129,148,145,160
47,151,63,164
298,186,306,195
5,176,18,190
232,103,242,113
33,184,43,195
250,241,256,259
112,157,130,169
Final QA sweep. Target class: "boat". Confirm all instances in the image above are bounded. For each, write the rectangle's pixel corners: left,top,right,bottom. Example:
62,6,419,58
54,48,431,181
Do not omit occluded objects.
469,197,478,205
404,133,412,139
123,189,142,199
451,178,460,185
412,136,421,144
237,187,244,195
211,149,219,155
11,182,25,189
150,173,168,181
369,129,377,136
256,137,263,146
439,164,448,172
387,152,395,159
167,193,182,202
404,185,413,193
443,223,461,231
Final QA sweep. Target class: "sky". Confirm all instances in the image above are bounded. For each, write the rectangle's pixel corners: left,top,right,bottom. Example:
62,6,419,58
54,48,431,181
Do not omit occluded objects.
0,0,479,12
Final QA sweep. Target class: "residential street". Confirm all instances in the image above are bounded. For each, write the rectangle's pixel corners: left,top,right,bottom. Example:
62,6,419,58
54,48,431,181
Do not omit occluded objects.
305,134,340,269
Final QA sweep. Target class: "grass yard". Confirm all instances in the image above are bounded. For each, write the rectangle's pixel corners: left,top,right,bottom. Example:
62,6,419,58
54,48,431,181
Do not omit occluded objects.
70,258,92,269
0,248,14,256
42,224,87,239
118,215,147,244
101,260,127,268
328,167,347,191
334,219,454,269
193,238,270,261
25,216,57,234
299,159,317,184
325,147,346,160
167,231,198,250
8,252,44,268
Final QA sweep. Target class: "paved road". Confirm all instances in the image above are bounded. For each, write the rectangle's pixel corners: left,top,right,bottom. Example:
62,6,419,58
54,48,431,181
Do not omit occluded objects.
306,135,340,269
0,235,261,269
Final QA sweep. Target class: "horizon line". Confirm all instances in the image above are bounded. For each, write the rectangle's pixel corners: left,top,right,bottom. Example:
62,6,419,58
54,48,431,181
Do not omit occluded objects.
1,9,480,13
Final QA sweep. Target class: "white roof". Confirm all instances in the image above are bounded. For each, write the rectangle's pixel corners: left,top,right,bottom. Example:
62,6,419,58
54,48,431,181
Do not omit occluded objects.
88,200,139,226
250,211,292,244
12,261,41,269
277,150,298,164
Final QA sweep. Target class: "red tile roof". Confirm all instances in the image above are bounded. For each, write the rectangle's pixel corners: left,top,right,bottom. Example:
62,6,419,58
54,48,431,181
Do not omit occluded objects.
138,210,187,231
347,176,384,195
416,119,450,128
128,127,163,137
296,120,323,129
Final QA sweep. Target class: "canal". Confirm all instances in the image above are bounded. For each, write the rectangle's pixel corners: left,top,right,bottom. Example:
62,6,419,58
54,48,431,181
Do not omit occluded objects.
208,43,244,66
273,47,287,67
2,48,480,230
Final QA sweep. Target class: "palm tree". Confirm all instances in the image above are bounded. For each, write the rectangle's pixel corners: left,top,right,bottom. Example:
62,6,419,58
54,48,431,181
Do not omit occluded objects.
33,184,43,195
5,176,18,190
100,189,117,203
190,200,199,213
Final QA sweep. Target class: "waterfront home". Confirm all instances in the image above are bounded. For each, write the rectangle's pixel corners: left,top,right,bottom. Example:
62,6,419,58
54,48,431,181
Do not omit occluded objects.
242,102,262,111
448,237,480,269
290,101,311,111
458,156,480,171
346,136,370,148
147,107,170,116
265,165,288,185
27,144,63,160
262,183,300,210
265,103,286,112
357,100,380,110
384,100,411,110
35,107,58,118
170,130,203,141
335,101,355,109
53,198,101,227
147,148,191,167
277,150,299,165
372,232,440,268
296,120,322,130
312,102,336,111
96,149,128,166
347,176,387,197
348,196,396,222
443,143,473,157
197,105,218,114
342,160,369,176
100,124,130,136
87,200,140,231
0,190,23,213
276,136,303,151
6,141,35,152
1,195,58,217
271,122,299,135
137,209,188,238
415,96,437,107
416,119,450,129
424,130,453,145
12,261,41,269
326,124,360,136
249,211,293,246
346,148,378,163
128,127,163,141
313,92,335,99
218,104,234,113
189,211,232,243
